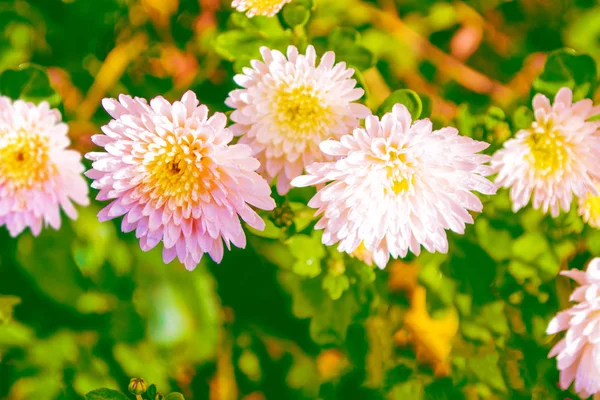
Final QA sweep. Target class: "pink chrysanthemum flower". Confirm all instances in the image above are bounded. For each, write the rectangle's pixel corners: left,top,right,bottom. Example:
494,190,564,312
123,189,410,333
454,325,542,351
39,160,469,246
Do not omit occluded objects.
547,258,600,399
492,87,600,217
579,182,600,229
231,0,292,17
291,104,496,269
86,91,275,270
0,97,88,236
225,45,371,194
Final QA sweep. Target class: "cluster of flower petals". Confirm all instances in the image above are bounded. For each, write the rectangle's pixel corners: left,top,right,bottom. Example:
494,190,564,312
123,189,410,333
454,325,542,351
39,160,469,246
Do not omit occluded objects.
579,182,600,229
85,91,275,270
226,45,370,194
0,97,88,237
547,258,600,399
492,87,600,217
231,0,292,17
292,104,496,269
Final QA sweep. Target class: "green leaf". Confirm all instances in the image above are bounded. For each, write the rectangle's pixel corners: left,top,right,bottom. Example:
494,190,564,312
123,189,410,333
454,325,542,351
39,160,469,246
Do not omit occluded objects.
329,27,361,49
213,31,265,61
328,27,376,71
0,296,21,324
0,64,61,106
287,233,326,278
479,302,509,336
278,271,359,344
214,30,291,63
377,89,422,120
533,48,597,100
229,13,286,35
164,394,185,400
247,219,284,239
389,380,423,399
147,384,157,400
288,202,316,232
322,273,350,300
85,388,129,400
337,46,375,72
512,232,548,263
282,4,310,27
419,93,432,118
474,218,513,261
467,352,507,393
512,106,534,130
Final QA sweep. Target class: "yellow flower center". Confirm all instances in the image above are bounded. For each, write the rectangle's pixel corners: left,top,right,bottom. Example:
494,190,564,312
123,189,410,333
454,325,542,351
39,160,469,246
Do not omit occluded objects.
351,242,373,266
143,131,217,207
0,131,54,191
274,84,330,137
385,148,415,195
582,192,600,228
245,0,288,15
525,122,569,177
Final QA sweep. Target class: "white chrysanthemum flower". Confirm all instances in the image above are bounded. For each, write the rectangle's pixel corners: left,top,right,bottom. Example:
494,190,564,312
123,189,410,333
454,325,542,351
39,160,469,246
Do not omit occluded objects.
492,87,600,217
579,182,600,229
225,45,371,194
86,91,275,271
291,104,496,269
231,0,292,17
0,97,89,237
548,258,600,399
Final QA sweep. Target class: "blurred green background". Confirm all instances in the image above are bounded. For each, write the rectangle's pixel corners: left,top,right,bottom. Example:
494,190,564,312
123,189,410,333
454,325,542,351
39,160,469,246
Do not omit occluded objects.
2,0,600,399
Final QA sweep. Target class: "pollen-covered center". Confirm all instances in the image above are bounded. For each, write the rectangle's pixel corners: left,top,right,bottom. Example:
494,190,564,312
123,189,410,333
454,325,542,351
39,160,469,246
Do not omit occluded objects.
245,0,288,14
144,131,215,206
582,192,600,227
525,121,569,177
0,131,54,190
273,84,330,137
384,147,416,195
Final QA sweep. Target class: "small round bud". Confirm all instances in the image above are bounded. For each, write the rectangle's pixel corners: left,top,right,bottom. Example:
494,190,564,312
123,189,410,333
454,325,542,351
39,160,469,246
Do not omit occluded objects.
155,394,165,400
272,202,293,229
128,378,148,395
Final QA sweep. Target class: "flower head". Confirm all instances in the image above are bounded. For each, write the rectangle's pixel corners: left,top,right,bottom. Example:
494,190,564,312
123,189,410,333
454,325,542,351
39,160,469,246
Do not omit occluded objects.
492,87,600,217
579,182,600,229
86,91,275,270
128,378,148,395
231,0,292,17
226,45,370,194
547,258,600,399
292,104,496,269
0,97,88,236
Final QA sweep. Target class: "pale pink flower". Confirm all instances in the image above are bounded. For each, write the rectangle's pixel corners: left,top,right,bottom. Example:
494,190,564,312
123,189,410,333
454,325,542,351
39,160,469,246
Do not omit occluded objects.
492,87,600,217
291,104,496,269
231,0,292,17
225,45,371,194
547,258,600,399
86,91,275,270
0,97,88,236
579,182,600,229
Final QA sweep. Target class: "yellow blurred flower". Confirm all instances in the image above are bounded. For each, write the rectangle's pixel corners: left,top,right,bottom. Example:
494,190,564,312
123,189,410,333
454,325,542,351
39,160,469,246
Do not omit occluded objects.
388,260,421,294
317,349,349,381
394,286,458,377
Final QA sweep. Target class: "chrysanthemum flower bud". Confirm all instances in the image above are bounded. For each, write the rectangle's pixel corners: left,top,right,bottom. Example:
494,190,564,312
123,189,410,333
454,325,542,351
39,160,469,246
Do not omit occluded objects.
128,378,148,395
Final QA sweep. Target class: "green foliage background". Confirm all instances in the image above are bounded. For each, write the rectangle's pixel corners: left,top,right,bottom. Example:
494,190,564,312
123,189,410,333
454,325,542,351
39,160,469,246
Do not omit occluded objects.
2,0,600,399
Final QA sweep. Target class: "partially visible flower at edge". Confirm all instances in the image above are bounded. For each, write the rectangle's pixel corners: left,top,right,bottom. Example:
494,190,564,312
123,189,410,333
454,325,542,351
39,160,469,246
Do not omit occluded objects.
231,0,292,17
547,258,600,399
579,182,600,229
492,87,600,217
86,91,275,270
0,96,89,237
226,45,371,195
292,104,496,269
